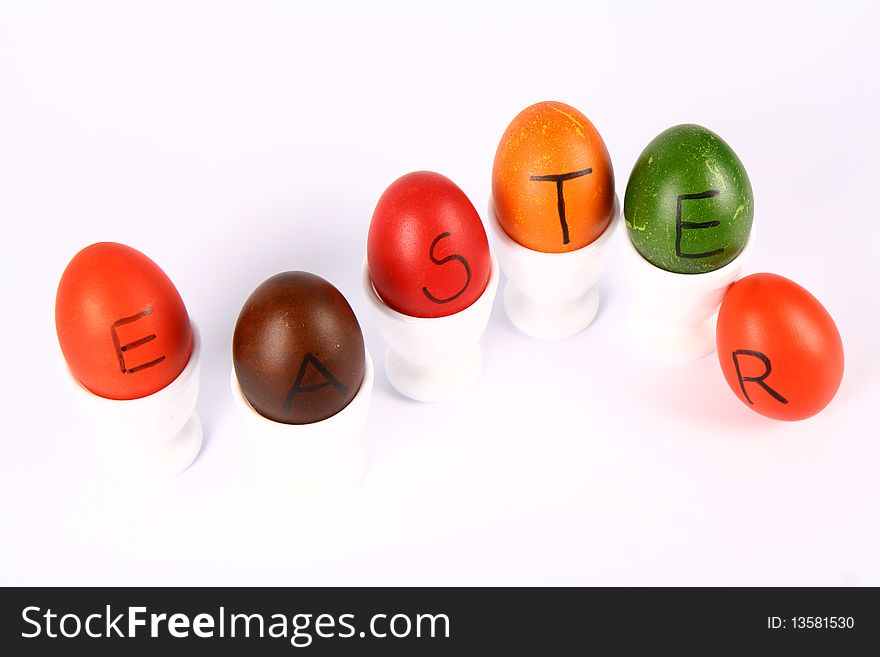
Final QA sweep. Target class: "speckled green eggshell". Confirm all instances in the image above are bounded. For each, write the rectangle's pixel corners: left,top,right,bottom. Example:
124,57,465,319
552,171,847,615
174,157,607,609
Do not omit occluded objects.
624,124,753,274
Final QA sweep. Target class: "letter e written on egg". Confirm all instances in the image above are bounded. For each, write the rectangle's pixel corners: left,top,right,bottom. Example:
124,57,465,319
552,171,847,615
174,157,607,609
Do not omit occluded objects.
732,350,789,405
110,308,166,374
675,189,725,259
283,353,349,411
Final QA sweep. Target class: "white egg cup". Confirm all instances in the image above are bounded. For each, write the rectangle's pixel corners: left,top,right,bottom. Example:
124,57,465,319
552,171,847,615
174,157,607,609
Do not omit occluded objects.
486,197,620,340
63,326,203,480
363,255,499,402
230,350,373,502
621,227,755,361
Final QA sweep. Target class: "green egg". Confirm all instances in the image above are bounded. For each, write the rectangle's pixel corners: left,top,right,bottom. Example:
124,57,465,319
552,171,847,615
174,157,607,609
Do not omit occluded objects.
624,124,753,274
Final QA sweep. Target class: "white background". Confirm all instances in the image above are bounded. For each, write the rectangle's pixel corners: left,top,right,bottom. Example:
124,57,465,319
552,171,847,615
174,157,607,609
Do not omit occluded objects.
1,1,878,586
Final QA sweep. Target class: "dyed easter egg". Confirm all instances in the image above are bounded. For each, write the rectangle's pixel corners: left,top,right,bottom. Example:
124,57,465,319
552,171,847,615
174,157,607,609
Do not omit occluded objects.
624,124,753,274
492,101,615,253
55,242,193,400
233,272,365,425
368,171,491,318
716,273,844,421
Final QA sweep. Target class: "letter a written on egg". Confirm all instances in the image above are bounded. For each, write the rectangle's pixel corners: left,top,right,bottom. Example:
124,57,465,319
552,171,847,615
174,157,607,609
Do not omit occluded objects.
110,307,166,374
283,353,349,411
732,350,789,405
530,168,592,245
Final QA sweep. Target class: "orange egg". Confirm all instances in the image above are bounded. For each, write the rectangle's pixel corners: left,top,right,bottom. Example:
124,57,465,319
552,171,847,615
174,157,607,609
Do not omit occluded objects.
716,273,844,421
55,242,193,400
492,101,615,253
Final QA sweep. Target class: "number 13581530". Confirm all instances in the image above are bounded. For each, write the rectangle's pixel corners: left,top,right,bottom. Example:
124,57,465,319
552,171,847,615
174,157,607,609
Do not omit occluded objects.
768,617,855,630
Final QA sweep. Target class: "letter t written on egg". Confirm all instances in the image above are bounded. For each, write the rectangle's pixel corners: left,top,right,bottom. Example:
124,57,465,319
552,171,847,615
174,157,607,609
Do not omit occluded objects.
529,168,592,245
110,308,166,374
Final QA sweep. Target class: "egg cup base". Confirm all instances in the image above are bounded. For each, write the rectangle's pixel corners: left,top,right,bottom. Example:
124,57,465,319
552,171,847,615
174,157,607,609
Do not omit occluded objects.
101,413,203,480
385,343,482,403
622,225,755,361
503,281,599,340
629,310,719,361
230,350,373,503
487,196,619,340
63,325,203,480
363,255,499,403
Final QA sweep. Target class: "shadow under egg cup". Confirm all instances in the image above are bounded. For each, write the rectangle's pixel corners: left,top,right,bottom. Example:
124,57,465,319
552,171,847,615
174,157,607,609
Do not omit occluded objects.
362,255,499,402
230,350,374,502
63,326,203,480
486,197,620,340
621,228,755,361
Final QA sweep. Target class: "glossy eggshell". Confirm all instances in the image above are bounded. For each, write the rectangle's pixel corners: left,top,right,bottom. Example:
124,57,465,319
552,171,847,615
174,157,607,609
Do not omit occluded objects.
368,171,491,318
624,124,753,274
233,272,365,425
492,101,615,253
55,242,193,400
716,273,844,421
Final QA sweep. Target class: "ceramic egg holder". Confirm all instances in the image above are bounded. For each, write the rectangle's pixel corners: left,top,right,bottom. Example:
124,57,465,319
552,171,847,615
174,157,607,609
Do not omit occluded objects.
63,327,203,480
622,228,755,361
230,350,374,502
363,255,499,402
487,197,620,340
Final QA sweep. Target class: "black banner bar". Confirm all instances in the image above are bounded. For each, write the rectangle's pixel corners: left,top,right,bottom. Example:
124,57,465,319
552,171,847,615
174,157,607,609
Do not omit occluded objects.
0,587,875,654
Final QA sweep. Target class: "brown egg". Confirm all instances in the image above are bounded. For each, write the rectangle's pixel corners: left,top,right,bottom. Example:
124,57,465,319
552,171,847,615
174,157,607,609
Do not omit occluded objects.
233,272,365,425
492,101,615,253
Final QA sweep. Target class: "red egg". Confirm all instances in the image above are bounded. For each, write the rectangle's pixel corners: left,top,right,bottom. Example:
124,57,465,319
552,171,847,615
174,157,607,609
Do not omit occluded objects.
716,273,844,421
368,171,491,318
56,242,193,400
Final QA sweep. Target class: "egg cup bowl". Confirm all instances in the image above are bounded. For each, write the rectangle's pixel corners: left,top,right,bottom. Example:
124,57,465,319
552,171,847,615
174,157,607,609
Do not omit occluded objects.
621,225,755,361
230,349,373,503
62,325,203,480
487,196,620,340
362,254,499,403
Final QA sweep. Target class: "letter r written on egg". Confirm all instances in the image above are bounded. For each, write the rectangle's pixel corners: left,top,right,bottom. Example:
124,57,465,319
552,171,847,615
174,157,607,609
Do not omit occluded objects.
732,350,789,405
110,308,166,374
